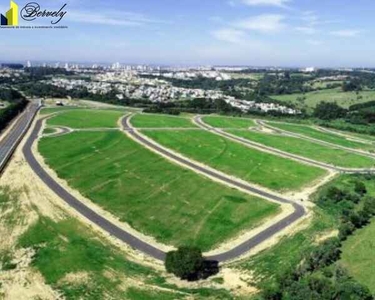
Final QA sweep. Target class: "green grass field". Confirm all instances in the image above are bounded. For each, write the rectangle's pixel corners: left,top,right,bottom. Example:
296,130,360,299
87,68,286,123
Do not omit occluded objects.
268,122,375,152
202,116,256,128
131,114,197,128
39,131,279,251
226,129,375,168
47,109,125,128
142,129,327,192
270,88,375,111
340,219,375,294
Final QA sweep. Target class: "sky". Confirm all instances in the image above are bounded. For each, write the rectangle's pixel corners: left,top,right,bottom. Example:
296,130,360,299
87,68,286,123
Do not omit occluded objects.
1,0,375,67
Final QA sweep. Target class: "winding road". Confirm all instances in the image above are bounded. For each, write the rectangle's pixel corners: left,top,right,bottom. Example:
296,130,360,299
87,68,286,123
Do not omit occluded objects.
16,111,307,263
121,114,306,262
7,108,374,263
193,116,375,174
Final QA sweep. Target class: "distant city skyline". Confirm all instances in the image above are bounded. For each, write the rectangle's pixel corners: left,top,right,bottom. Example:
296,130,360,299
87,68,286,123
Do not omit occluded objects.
1,0,375,67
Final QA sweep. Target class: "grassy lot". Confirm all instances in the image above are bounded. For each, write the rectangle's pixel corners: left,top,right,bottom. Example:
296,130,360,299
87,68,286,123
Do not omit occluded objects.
340,219,375,294
39,131,279,251
202,116,256,129
268,122,375,152
47,109,125,128
227,129,375,168
143,129,327,192
16,216,232,300
270,88,375,111
131,114,197,128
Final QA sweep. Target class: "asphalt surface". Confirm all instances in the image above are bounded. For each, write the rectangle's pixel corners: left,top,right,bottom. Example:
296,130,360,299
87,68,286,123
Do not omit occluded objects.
122,114,306,262
23,117,166,261
0,103,40,174
194,116,375,175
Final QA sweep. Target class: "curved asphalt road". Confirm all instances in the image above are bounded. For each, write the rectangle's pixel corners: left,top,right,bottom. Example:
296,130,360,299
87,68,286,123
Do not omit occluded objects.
122,114,306,262
194,116,375,175
23,117,166,261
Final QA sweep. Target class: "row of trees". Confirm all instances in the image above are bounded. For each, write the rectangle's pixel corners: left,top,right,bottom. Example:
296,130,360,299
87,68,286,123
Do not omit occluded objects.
262,176,375,300
0,99,28,132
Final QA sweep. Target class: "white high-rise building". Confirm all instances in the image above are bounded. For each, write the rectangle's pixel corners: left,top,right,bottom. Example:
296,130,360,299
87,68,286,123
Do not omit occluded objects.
26,60,31,68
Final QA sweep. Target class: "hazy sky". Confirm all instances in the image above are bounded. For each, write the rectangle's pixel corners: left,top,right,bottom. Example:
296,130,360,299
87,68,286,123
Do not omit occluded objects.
1,0,375,66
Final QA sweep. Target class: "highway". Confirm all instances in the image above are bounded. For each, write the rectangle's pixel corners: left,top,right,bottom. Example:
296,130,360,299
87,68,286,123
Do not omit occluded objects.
0,102,40,174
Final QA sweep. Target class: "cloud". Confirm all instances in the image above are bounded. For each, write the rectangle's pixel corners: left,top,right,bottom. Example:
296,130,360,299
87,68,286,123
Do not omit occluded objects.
233,14,286,33
67,10,166,27
241,0,290,7
296,26,317,35
211,28,246,43
306,39,323,46
330,30,360,37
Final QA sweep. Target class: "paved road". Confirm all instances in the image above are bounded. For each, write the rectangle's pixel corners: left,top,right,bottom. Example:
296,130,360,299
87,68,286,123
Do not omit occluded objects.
122,114,306,262
258,120,375,160
23,117,166,261
21,113,306,262
0,103,40,174
194,116,375,175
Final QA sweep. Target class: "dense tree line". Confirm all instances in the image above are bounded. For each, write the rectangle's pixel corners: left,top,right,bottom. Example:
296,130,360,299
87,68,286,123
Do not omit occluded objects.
0,99,28,132
313,102,348,120
261,176,375,300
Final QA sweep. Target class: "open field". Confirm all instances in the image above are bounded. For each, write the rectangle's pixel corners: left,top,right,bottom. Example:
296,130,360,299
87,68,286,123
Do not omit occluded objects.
202,116,256,129
268,121,375,152
131,114,197,128
142,129,327,192
270,88,375,111
0,185,232,300
341,219,375,294
226,129,375,168
47,109,125,128
39,131,279,251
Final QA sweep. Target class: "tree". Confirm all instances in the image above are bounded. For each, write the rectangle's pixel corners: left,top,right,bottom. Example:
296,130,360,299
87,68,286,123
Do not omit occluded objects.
354,181,367,196
313,102,348,120
326,187,346,203
165,247,204,280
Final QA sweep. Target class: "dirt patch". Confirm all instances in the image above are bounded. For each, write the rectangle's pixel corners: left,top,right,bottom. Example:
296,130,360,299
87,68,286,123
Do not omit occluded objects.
58,271,91,286
315,230,339,243
0,248,62,300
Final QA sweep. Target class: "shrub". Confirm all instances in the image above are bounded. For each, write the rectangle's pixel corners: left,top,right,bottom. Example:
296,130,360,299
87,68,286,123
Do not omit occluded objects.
354,181,367,196
165,247,204,280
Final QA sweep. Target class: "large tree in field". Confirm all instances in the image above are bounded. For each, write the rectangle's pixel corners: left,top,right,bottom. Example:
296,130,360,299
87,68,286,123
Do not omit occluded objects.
165,247,204,280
